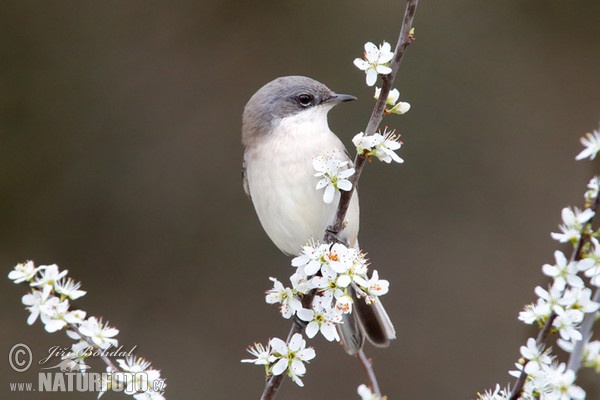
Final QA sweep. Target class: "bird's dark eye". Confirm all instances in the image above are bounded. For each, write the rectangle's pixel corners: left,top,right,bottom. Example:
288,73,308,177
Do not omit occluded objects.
297,94,314,107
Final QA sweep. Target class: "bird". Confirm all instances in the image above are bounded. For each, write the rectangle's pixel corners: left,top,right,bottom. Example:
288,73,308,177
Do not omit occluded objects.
242,75,395,354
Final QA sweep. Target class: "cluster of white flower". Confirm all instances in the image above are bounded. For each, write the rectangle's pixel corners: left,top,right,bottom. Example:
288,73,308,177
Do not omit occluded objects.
313,154,355,204
9,262,166,400
243,241,389,386
478,131,600,400
269,242,389,337
353,127,404,164
518,249,599,337
509,360,585,400
241,333,316,387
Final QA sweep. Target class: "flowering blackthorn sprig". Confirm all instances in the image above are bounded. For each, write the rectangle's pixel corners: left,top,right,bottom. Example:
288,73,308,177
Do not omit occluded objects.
242,334,316,387
477,129,600,400
9,262,166,399
243,241,390,386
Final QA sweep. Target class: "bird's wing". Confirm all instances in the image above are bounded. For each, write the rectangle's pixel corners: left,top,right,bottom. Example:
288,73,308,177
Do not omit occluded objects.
242,157,251,199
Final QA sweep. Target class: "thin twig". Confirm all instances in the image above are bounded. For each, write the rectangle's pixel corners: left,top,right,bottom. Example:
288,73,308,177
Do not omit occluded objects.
357,349,382,398
261,2,419,399
508,191,600,400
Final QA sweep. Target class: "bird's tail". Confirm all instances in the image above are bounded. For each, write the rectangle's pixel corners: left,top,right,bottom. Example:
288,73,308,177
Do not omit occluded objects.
337,284,396,355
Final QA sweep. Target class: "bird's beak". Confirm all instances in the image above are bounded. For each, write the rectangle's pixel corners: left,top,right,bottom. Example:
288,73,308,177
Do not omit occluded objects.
324,93,357,104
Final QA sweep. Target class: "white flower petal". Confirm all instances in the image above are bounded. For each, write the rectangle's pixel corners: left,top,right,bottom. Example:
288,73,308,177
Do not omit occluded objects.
271,358,288,376
366,69,378,86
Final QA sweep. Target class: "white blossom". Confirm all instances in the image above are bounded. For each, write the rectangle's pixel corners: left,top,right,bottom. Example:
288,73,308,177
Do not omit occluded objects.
269,334,315,387
30,264,68,288
313,155,355,204
310,265,345,300
354,270,389,303
22,285,53,325
550,207,594,243
352,128,404,164
241,342,275,365
374,87,399,105
559,286,599,314
520,338,552,374
297,297,342,342
575,129,600,161
542,363,586,400
77,317,119,350
265,277,302,319
291,242,326,276
552,308,583,342
374,87,411,115
8,261,38,284
39,296,71,333
290,268,312,295
353,41,395,86
542,250,584,290
54,277,87,300
519,300,551,325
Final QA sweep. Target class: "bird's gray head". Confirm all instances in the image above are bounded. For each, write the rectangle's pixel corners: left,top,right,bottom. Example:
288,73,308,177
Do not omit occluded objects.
242,76,356,146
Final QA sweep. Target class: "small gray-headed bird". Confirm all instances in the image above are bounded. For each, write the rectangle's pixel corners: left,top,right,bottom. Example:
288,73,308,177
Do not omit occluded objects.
242,76,395,354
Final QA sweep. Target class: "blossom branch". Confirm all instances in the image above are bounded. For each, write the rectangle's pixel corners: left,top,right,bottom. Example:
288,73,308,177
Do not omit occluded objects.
325,0,418,244
508,188,600,400
260,291,315,400
9,262,166,399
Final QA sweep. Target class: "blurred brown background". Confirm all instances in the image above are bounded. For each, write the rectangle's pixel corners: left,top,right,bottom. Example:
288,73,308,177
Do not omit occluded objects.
2,1,600,399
